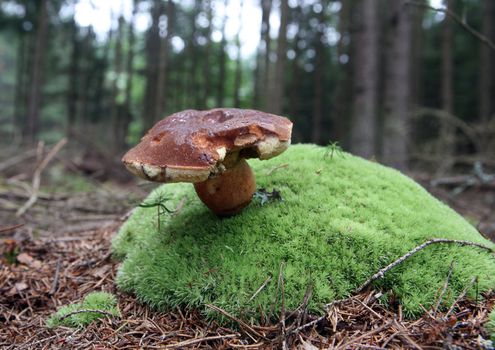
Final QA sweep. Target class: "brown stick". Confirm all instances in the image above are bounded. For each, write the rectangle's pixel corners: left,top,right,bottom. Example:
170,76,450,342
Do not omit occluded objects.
355,239,493,294
16,138,68,216
0,223,24,235
248,275,272,303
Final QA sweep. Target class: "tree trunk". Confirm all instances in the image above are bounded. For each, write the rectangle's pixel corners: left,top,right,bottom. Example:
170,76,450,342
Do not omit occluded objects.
67,19,80,135
155,0,174,117
233,0,244,108
25,0,48,144
438,0,454,174
143,0,162,131
267,0,288,115
14,33,28,137
480,0,494,153
201,0,213,109
350,0,378,158
253,0,272,109
216,0,228,107
382,0,412,170
110,15,124,151
312,4,327,144
331,0,352,146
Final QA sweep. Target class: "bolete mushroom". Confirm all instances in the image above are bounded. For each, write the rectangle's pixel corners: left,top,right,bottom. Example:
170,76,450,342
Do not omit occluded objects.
122,108,293,216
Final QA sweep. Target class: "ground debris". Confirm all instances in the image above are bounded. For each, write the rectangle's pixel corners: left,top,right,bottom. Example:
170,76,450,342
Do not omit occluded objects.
1,223,493,349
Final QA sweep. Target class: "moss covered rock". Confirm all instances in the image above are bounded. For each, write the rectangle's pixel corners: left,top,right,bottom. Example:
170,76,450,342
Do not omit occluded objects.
113,144,495,322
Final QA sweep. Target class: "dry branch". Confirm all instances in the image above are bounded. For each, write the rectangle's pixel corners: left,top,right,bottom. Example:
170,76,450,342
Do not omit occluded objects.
355,238,494,294
16,138,68,217
405,1,495,51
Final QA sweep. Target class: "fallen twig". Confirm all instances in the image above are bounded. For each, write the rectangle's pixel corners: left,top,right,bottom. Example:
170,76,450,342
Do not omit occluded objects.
355,238,494,294
165,333,240,349
49,257,62,295
0,223,24,235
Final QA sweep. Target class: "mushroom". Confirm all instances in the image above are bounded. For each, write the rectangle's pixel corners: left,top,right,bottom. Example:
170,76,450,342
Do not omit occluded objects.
122,108,293,216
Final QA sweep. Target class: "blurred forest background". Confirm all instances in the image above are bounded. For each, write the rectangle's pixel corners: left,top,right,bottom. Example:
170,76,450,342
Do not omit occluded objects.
0,0,494,174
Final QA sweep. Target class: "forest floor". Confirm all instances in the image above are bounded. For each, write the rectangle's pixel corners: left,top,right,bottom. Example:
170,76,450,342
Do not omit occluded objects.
1,147,494,349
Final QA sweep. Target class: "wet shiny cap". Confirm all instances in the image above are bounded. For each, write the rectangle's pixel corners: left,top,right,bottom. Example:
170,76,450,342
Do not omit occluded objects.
122,108,293,183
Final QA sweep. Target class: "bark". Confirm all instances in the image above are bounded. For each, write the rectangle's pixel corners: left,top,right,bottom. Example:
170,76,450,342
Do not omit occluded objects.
216,0,228,107
312,4,326,144
67,19,80,135
350,0,379,158
155,0,174,117
331,0,352,145
480,0,495,152
267,0,288,114
110,15,124,150
14,33,28,135
201,0,213,108
188,0,200,108
143,0,162,131
382,0,413,170
25,0,48,144
410,0,425,107
438,0,454,174
233,0,244,108
253,0,272,109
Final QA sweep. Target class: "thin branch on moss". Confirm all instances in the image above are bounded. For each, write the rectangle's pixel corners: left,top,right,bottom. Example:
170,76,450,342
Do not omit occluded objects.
433,260,455,316
292,239,493,334
405,1,495,51
355,239,494,294
248,275,272,303
165,333,240,349
445,276,478,318
57,309,117,322
266,163,289,176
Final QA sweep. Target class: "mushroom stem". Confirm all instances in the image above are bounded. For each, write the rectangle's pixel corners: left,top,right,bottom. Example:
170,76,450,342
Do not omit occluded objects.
194,158,256,216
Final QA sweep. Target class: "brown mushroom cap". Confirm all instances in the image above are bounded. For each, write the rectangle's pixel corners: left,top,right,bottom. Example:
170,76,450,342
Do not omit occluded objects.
122,108,293,183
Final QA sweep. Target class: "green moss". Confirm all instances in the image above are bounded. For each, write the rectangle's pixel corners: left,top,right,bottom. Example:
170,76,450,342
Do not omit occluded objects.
46,292,119,328
112,144,495,322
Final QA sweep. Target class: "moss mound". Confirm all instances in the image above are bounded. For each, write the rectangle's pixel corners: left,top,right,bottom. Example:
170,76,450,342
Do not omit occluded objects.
113,144,495,322
47,292,119,328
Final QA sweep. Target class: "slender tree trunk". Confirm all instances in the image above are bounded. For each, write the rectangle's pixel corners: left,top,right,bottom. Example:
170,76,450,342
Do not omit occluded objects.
410,0,425,108
201,0,213,108
143,0,162,131
216,0,228,107
79,28,95,130
155,0,174,117
382,0,412,170
253,0,272,109
233,0,244,108
67,19,80,135
438,0,454,174
14,33,27,137
312,4,326,144
350,0,378,158
26,0,48,144
331,0,352,145
267,0,288,114
480,0,494,153
121,0,137,149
